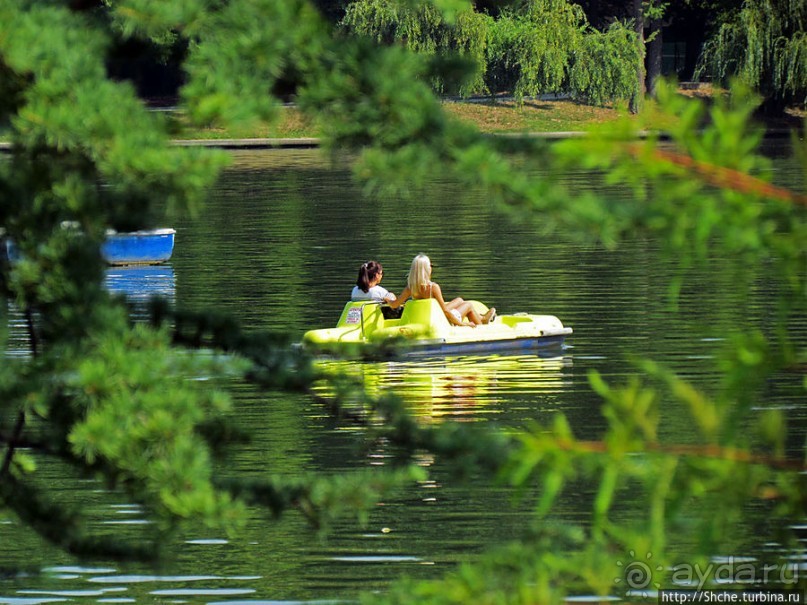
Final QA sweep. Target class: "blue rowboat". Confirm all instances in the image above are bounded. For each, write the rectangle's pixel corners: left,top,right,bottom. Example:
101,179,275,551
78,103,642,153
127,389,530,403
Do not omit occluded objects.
101,228,175,265
101,229,176,265
2,228,175,266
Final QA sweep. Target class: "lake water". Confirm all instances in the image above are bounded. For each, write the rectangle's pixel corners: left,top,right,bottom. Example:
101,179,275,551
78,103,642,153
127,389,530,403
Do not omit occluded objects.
1,142,805,603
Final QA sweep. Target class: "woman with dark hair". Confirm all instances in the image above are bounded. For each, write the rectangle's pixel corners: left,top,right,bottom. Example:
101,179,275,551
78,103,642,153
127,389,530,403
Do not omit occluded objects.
351,260,396,303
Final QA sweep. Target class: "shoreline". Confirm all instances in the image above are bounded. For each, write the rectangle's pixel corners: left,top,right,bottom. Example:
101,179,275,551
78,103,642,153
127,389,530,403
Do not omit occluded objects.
0,120,798,154
0,128,796,154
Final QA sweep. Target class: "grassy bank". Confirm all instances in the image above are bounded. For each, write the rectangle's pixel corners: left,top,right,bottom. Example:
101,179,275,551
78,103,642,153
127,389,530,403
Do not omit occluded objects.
170,97,649,140
3,90,800,145
171,86,805,140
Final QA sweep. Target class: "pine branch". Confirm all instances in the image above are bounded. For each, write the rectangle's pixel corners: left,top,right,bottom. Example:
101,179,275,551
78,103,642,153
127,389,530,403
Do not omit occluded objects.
631,144,807,205
0,476,158,561
558,438,807,473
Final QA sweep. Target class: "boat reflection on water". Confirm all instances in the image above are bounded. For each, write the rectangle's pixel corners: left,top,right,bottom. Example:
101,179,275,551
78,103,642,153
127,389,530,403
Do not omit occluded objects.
4,266,177,356
312,353,573,422
2,298,31,358
104,264,176,306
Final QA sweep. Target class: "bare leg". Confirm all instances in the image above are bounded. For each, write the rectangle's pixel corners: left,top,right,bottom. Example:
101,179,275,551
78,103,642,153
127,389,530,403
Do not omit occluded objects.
451,301,496,325
451,301,483,325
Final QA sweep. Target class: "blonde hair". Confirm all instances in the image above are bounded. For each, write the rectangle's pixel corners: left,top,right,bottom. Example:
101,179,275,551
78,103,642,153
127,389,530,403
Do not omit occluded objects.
407,254,431,296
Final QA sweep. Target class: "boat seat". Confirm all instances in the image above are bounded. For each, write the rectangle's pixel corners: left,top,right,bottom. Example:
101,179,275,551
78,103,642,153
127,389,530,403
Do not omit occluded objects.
336,301,386,336
398,298,451,330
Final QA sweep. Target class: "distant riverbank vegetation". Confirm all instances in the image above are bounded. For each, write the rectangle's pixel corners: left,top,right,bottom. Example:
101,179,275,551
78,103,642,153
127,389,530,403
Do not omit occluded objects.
336,0,807,115
341,0,640,105
150,0,806,142
697,0,807,113
169,86,799,142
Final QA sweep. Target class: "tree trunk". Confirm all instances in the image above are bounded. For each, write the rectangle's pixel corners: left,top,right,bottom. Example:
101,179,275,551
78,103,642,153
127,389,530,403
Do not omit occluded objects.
647,15,662,96
630,0,645,114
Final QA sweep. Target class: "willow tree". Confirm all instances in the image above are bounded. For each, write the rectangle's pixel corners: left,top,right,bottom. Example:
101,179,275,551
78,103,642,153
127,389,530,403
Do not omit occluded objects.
342,0,640,105
697,0,807,109
567,20,641,105
340,0,492,96
484,0,589,99
1,0,805,603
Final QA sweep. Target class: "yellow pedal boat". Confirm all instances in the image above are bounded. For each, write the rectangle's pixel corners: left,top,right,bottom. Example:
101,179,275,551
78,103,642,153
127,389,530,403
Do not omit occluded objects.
302,299,572,357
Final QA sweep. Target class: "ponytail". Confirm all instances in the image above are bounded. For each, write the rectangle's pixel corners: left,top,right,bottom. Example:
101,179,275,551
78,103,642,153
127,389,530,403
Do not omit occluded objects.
356,260,383,293
356,262,371,293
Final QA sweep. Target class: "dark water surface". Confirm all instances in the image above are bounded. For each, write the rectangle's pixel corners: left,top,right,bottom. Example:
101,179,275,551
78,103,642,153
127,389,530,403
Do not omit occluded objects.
1,143,804,603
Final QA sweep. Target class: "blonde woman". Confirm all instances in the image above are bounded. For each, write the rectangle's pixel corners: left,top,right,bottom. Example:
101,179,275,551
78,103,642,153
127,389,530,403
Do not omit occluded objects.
390,254,495,327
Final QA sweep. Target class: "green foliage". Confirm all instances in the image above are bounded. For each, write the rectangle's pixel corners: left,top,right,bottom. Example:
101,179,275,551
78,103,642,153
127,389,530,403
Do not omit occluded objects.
0,4,223,225
568,20,641,105
550,81,788,261
67,320,245,529
341,0,491,96
337,331,804,604
331,77,806,602
182,0,328,127
223,466,427,530
0,0,424,556
0,312,249,552
365,536,588,605
697,0,807,106
644,0,670,21
301,41,449,148
487,0,586,100
341,0,641,105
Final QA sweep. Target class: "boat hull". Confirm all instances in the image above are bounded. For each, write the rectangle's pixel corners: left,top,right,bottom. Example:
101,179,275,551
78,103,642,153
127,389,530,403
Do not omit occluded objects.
401,334,570,357
303,299,572,358
3,228,175,266
101,228,175,265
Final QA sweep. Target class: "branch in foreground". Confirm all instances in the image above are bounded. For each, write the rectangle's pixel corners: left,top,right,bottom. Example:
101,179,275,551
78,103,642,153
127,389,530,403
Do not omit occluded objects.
633,145,807,206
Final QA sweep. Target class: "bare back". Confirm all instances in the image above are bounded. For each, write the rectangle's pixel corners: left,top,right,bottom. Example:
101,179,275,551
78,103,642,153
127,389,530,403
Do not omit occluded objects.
411,282,434,300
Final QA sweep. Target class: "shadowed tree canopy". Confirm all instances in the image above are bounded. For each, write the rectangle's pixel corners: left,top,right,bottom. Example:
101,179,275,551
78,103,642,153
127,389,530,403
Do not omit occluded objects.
697,0,807,111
